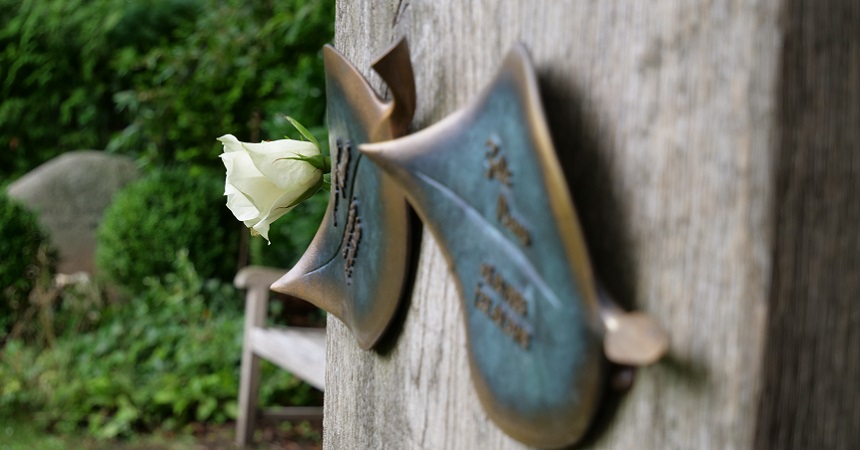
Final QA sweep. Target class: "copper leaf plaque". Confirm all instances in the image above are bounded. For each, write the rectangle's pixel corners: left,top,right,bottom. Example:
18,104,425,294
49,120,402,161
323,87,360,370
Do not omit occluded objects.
361,44,667,447
272,40,416,350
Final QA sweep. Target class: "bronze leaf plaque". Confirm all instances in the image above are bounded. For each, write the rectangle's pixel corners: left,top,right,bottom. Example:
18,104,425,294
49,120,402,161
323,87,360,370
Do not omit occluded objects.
272,39,416,350
361,44,667,448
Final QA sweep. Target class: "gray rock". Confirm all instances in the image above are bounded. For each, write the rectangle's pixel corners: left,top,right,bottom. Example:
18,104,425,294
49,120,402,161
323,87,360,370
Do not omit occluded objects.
7,150,140,274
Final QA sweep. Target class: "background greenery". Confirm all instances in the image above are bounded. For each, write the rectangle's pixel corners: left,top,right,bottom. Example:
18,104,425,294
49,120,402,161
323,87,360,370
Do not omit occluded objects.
1,253,321,439
96,168,239,293
0,0,331,178
0,0,333,442
0,192,56,337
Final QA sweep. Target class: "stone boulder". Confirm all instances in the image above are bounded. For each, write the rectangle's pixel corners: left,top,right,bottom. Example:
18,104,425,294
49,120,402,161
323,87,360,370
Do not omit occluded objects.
7,150,140,274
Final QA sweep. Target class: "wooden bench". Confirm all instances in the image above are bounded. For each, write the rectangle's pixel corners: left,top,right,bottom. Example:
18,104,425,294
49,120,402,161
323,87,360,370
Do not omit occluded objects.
234,266,326,447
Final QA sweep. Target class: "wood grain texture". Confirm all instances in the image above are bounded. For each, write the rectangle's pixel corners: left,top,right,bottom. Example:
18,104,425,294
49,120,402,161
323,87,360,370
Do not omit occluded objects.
250,327,326,391
754,1,860,449
323,1,858,449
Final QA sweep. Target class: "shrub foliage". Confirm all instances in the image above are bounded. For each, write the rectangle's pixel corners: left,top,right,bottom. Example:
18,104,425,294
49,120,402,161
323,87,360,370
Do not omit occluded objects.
0,0,333,178
96,168,239,292
0,192,56,335
0,252,317,438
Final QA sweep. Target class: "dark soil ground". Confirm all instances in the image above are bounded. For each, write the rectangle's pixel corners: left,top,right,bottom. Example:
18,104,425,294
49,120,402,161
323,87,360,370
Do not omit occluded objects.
189,418,322,450
2,417,322,450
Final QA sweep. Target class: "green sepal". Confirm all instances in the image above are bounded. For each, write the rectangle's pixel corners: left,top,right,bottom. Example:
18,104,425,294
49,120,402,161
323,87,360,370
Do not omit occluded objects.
280,154,331,173
286,116,321,150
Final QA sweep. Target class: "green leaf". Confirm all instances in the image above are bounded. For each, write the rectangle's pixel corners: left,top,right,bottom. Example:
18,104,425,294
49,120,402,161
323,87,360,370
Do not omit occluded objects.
286,115,320,149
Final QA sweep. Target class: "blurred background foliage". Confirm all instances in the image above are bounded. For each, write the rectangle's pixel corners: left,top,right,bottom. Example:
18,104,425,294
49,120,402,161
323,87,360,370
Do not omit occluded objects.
0,251,322,439
0,0,331,178
95,168,239,293
0,191,57,337
0,0,333,442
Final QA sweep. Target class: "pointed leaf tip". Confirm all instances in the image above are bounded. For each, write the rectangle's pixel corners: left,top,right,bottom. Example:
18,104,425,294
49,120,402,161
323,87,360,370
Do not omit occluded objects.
286,116,321,150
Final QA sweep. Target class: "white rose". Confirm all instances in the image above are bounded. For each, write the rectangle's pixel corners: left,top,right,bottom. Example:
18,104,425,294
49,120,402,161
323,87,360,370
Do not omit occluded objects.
218,134,323,243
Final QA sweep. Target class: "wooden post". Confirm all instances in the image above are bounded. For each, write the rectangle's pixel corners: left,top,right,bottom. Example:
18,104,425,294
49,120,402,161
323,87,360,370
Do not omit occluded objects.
324,1,860,448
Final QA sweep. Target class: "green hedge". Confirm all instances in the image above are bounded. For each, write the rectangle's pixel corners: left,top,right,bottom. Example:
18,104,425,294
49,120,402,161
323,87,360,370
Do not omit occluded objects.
96,168,238,293
0,0,333,179
0,191,56,335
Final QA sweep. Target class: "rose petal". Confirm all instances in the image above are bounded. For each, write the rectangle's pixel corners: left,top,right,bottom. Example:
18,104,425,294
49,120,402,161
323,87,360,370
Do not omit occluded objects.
218,135,324,243
242,139,320,191
251,174,322,243
217,134,246,153
224,183,259,222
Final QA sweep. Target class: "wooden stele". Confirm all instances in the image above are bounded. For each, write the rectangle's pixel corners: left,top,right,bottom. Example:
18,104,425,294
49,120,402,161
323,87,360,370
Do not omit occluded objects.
361,44,668,448
272,39,416,350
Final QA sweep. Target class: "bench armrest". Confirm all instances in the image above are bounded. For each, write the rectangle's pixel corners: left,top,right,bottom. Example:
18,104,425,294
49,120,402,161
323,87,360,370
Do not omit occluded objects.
234,265,288,290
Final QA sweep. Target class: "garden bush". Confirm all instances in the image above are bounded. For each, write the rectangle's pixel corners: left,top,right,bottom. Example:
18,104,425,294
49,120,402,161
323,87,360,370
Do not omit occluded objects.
0,191,56,336
0,251,318,438
96,168,238,293
0,0,121,178
109,0,334,169
0,0,333,179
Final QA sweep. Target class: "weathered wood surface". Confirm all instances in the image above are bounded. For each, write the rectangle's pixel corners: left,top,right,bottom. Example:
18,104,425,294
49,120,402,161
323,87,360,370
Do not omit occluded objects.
250,327,326,390
324,1,859,449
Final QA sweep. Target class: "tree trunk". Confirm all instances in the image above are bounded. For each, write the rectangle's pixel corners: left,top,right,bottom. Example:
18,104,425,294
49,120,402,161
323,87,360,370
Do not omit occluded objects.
323,1,860,449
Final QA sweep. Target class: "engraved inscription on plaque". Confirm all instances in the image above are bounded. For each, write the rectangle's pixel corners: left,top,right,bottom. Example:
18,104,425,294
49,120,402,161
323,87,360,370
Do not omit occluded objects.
484,137,531,246
484,138,512,186
332,138,351,226
496,195,531,246
341,196,362,283
475,263,531,349
331,137,362,283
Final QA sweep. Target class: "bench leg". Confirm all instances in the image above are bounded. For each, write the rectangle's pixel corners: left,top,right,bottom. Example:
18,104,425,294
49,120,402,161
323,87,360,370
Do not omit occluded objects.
236,350,261,446
236,279,269,447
